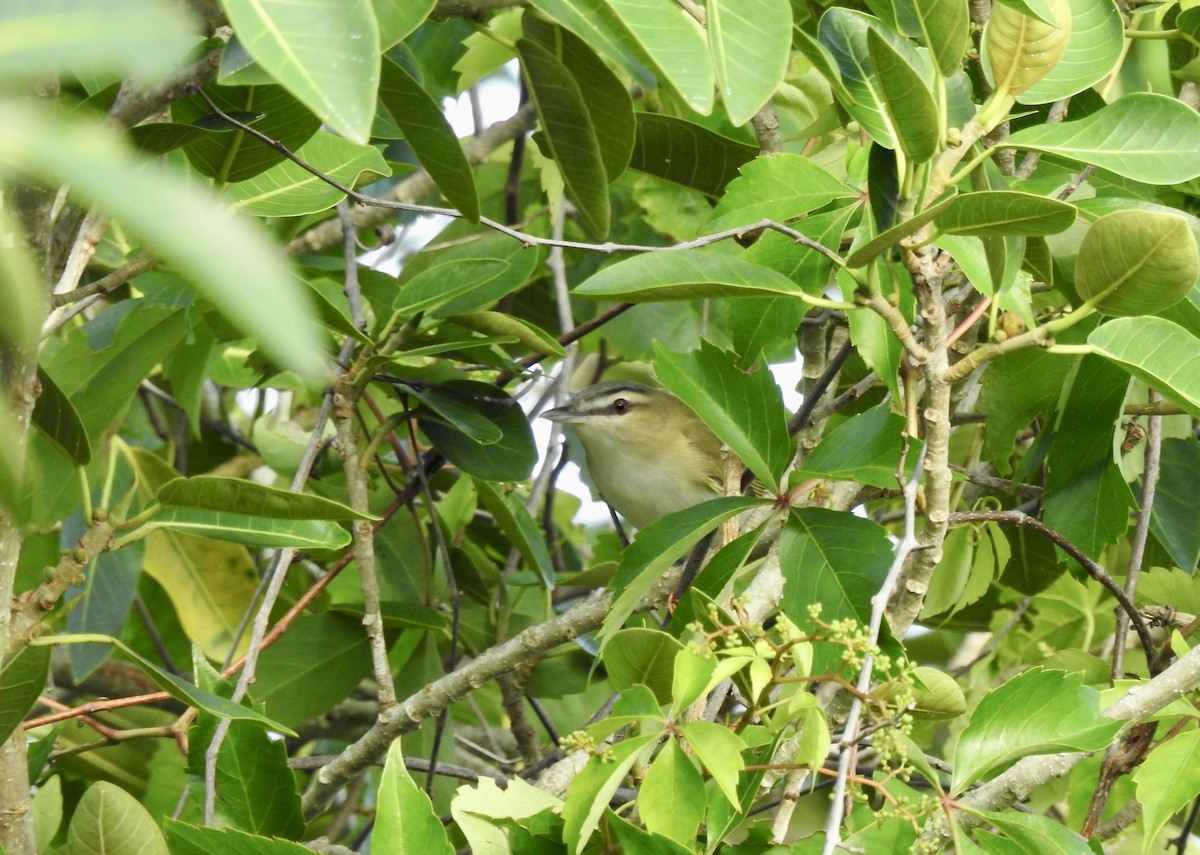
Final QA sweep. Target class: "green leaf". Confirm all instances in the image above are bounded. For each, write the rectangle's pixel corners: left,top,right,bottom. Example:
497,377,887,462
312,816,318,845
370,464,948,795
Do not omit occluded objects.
375,741,455,855
1087,317,1200,419
377,57,479,221
173,84,321,183
707,154,854,231
974,808,1095,854
638,737,706,844
867,28,939,163
983,0,1071,97
562,734,659,855
671,647,717,716
818,9,898,148
1015,0,1124,105
226,131,390,217
375,0,434,48
41,634,296,735
251,614,372,728
708,0,792,126
602,628,683,704
1002,93,1200,185
780,508,894,674
845,192,957,267
0,102,324,375
221,0,379,143
575,249,811,301
158,476,374,521
0,0,195,84
68,782,168,855
1147,439,1200,572
0,644,51,742
1134,728,1200,852
188,659,305,838
417,381,537,482
473,478,556,589
531,0,713,114
678,720,746,806
937,191,1076,237
607,815,696,855
446,312,565,358
628,113,757,197
395,234,540,318
522,17,635,182
1074,210,1199,316
601,497,767,644
165,822,315,855
518,37,610,236
895,0,970,76
32,367,90,465
654,340,792,492
148,509,351,549
67,540,142,683
798,404,920,488
952,668,1122,792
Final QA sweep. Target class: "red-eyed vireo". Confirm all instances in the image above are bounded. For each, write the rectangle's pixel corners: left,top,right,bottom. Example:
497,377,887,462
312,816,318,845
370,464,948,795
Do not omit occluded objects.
542,381,727,530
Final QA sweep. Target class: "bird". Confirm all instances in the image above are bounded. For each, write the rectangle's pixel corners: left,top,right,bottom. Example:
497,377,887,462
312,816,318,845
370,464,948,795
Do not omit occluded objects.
541,381,727,531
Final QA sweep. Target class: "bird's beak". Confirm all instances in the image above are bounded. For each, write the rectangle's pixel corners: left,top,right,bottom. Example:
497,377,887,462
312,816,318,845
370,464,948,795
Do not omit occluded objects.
541,406,578,424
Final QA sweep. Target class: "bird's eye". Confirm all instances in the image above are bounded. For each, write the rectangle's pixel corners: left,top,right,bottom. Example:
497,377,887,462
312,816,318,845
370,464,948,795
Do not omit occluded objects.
611,398,629,414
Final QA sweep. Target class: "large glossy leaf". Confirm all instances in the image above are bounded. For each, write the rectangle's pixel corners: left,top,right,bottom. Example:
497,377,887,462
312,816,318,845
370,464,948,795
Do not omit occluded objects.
158,476,374,520
67,538,142,682
1087,317,1200,419
0,0,195,83
562,734,659,855
375,0,435,49
248,614,372,728
147,509,351,549
818,9,901,148
1074,210,1198,316
845,192,957,267
1002,94,1200,185
417,381,537,482
708,0,792,126
189,658,305,838
474,478,555,589
523,16,635,183
518,38,610,236
654,340,792,492
534,0,713,115
226,130,389,217
602,628,683,704
975,809,1095,854
173,84,322,184
797,404,921,487
779,508,894,674
44,634,296,734
1147,439,1200,573
1134,728,1200,850
377,57,479,221
68,782,168,855
32,367,90,465
221,0,379,143
395,235,540,319
678,720,746,806
894,0,969,76
937,191,1076,237
638,737,705,844
952,668,1122,791
375,741,455,855
0,102,324,375
575,250,810,301
707,154,853,231
867,28,939,163
165,821,314,855
601,497,767,644
0,644,51,742
983,0,1071,97
628,113,757,196
1016,0,1123,104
